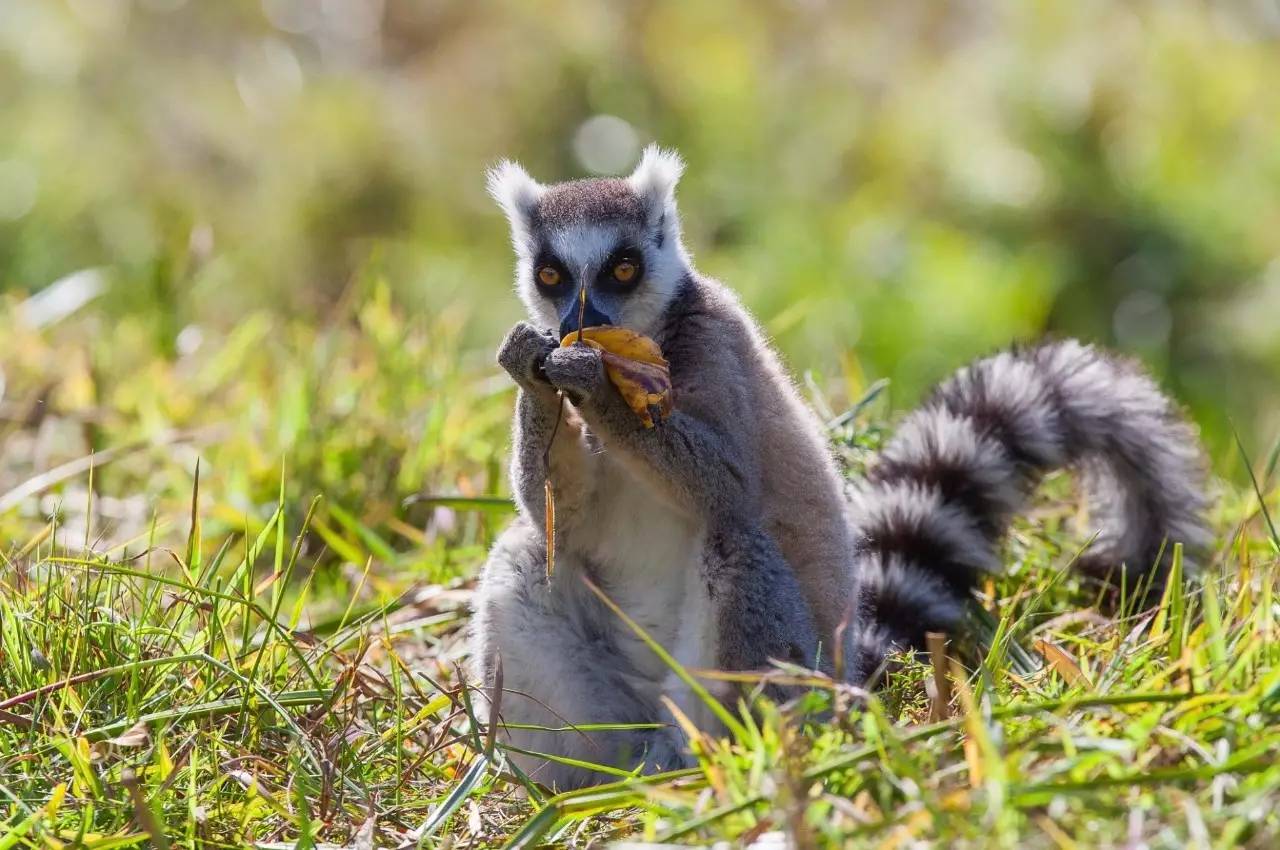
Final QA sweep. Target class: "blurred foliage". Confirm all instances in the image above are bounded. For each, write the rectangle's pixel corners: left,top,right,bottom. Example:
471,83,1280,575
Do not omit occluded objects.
2,0,1279,548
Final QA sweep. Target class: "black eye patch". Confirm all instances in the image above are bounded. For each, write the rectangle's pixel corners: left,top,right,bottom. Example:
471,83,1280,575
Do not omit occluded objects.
532,252,571,294
596,246,644,293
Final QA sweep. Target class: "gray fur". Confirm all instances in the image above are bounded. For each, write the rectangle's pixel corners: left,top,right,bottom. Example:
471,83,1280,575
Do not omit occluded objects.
474,150,1211,788
703,522,820,681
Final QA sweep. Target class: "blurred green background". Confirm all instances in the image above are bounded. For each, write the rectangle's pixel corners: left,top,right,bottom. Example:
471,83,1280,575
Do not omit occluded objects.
2,0,1278,552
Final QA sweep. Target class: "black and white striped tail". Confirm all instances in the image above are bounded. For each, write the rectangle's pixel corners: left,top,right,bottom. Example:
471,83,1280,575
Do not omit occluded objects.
846,339,1210,683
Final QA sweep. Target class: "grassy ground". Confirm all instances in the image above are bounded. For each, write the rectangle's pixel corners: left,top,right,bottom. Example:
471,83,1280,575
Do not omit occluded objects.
2,288,1279,848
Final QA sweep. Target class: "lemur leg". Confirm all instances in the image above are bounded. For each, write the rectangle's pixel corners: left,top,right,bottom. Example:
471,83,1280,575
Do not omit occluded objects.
656,522,822,725
470,521,691,789
703,522,820,678
498,322,601,536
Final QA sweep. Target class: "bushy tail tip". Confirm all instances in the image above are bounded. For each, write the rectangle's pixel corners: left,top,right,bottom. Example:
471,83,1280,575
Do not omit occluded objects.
844,339,1210,683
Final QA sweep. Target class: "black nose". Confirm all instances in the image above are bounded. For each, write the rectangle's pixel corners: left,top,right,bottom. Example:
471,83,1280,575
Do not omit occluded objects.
559,298,612,339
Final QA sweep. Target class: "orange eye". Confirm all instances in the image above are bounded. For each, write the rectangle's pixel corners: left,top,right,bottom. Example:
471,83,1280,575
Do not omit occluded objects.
612,261,637,283
537,266,560,287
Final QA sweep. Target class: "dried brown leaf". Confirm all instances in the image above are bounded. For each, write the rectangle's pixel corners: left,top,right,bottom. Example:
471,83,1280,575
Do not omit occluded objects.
106,720,150,748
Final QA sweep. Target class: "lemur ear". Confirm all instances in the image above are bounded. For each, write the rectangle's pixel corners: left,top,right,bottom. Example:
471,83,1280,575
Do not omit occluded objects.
486,159,544,236
627,145,684,218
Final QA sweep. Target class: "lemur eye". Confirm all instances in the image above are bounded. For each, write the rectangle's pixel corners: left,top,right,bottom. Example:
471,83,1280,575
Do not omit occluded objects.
537,266,561,287
612,261,638,283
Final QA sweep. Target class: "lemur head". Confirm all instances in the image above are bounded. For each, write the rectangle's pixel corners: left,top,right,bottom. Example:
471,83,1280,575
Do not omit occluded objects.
488,145,692,339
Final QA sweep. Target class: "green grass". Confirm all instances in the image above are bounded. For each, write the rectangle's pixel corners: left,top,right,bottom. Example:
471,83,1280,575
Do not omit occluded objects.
2,295,1279,848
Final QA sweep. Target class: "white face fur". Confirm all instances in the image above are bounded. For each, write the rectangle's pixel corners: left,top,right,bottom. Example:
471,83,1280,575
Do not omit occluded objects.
487,146,693,339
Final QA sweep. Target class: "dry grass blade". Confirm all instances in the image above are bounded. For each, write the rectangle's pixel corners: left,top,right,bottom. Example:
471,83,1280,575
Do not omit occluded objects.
927,631,953,721
541,390,567,581
543,479,556,579
1034,638,1090,688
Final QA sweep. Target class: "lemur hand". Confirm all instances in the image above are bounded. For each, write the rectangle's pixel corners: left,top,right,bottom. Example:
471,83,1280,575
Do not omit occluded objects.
543,344,607,402
497,321,558,388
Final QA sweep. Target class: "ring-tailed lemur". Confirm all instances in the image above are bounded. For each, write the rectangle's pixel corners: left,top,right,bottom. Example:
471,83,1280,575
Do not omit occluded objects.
470,146,1210,789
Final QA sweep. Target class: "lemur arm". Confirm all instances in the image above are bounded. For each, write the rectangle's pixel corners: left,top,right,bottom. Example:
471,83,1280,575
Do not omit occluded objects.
497,322,601,532
543,342,819,686
542,343,759,521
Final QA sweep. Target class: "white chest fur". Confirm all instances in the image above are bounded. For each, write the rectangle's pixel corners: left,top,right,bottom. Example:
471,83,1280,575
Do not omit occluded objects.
571,454,714,685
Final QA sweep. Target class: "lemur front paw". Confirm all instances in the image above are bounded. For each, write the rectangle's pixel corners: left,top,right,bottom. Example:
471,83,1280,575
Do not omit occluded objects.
637,728,693,775
543,344,606,402
497,321,558,387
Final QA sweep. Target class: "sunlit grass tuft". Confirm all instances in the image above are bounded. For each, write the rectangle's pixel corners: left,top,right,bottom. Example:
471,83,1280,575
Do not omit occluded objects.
3,425,1278,846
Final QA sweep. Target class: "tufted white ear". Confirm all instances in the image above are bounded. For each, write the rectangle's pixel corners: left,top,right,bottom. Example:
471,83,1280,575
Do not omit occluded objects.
627,145,684,215
486,159,544,232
